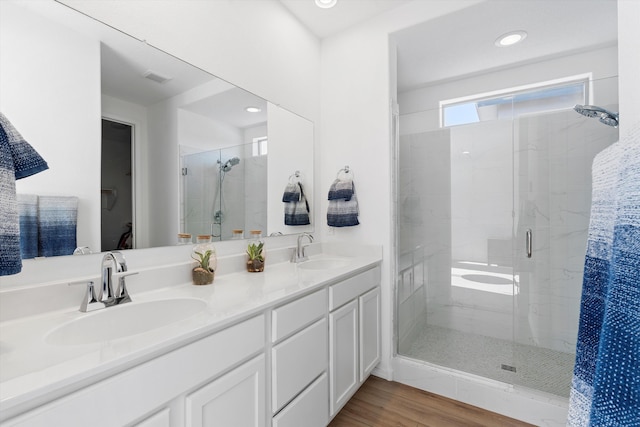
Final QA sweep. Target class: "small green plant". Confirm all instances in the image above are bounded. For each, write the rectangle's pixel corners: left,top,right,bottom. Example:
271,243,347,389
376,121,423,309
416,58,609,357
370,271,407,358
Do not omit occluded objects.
246,242,264,262
192,249,214,272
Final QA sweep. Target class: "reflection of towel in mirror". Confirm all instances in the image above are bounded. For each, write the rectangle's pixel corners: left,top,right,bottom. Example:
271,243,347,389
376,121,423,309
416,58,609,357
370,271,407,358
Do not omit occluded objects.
17,194,39,259
328,178,354,201
327,180,359,227
38,196,78,257
282,182,301,202
284,183,310,225
0,112,49,276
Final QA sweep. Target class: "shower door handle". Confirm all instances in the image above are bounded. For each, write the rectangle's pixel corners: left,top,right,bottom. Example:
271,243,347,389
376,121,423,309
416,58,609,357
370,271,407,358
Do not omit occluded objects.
526,229,532,258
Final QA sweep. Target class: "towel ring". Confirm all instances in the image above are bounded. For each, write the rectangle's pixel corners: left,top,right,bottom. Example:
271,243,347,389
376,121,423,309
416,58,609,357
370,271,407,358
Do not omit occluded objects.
337,165,353,179
288,170,301,183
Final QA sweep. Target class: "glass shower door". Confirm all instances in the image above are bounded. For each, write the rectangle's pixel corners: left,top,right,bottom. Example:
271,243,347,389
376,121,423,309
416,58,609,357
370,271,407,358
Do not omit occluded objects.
511,76,619,397
397,116,518,383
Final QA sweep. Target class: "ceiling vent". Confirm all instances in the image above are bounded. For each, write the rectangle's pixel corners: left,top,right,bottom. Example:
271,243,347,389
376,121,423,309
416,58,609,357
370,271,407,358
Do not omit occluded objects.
143,70,172,84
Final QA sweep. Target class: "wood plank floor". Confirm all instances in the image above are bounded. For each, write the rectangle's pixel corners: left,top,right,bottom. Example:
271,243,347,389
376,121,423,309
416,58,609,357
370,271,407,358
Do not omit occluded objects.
329,376,535,427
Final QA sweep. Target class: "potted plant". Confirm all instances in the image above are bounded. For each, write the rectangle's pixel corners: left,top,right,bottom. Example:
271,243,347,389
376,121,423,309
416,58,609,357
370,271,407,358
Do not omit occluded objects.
246,241,265,272
192,249,215,285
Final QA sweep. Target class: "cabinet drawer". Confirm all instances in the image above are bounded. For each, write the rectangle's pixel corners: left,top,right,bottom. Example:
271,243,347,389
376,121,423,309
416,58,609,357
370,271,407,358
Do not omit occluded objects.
329,266,380,311
272,318,327,413
272,373,328,427
272,288,326,342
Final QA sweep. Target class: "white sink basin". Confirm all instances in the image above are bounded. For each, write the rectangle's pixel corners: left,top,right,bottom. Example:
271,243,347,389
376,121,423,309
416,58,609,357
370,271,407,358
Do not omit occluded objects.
298,257,350,270
46,298,207,345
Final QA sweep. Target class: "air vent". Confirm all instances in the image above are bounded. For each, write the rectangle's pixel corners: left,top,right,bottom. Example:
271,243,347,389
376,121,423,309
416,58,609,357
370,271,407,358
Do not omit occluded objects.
143,70,172,84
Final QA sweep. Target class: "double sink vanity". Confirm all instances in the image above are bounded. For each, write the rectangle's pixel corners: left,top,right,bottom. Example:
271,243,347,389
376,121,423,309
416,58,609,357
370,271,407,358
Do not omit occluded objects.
0,242,382,427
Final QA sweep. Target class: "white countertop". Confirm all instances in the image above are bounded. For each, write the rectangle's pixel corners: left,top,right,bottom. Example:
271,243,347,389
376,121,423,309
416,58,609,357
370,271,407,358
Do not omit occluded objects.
0,243,382,420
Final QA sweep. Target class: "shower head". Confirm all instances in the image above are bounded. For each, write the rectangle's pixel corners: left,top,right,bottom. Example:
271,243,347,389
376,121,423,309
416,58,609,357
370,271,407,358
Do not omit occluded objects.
220,156,241,172
573,104,619,128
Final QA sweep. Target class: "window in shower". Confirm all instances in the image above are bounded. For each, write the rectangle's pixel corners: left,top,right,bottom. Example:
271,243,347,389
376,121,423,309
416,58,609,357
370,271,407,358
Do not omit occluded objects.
252,136,268,156
441,74,590,127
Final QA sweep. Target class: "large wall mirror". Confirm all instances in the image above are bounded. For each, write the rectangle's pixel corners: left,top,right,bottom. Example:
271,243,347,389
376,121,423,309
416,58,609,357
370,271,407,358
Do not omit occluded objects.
1,0,313,258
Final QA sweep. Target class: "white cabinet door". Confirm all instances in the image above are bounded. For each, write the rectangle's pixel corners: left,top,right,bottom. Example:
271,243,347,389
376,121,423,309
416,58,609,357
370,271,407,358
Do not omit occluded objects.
359,287,381,381
186,355,265,427
329,299,358,417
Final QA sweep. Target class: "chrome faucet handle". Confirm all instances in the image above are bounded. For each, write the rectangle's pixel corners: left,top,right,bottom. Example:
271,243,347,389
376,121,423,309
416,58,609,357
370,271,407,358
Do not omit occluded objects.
79,281,99,312
107,251,135,304
113,271,138,304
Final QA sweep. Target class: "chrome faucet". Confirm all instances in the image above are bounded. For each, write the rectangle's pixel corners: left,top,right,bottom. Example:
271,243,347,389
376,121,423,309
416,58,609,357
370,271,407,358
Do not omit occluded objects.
80,251,137,312
292,232,314,263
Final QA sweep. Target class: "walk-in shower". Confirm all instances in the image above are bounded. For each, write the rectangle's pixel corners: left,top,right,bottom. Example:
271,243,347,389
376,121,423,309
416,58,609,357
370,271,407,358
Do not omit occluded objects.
395,76,619,400
180,148,247,241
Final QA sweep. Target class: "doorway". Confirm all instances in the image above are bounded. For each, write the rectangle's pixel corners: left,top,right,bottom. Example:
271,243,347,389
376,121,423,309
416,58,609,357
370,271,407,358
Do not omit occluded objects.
101,118,134,251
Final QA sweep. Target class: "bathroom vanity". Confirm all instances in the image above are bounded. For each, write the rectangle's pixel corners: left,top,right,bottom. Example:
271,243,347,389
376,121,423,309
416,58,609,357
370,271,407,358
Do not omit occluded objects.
0,243,381,426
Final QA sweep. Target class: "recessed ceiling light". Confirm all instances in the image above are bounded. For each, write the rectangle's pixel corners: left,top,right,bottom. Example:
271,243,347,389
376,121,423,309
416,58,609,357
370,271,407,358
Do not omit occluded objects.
495,30,527,47
245,106,261,113
315,0,337,9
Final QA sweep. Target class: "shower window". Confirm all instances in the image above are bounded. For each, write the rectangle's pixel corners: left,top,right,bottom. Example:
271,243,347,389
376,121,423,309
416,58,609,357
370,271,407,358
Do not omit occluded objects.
252,136,268,156
441,74,590,127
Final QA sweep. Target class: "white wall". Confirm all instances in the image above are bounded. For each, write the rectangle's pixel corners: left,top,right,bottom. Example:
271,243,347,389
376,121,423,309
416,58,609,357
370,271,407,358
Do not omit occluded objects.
618,0,640,141
0,1,102,253
319,0,484,378
267,105,314,237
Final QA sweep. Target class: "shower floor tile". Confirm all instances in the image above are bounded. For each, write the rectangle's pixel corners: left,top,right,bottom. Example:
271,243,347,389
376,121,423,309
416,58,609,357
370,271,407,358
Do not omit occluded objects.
403,323,575,398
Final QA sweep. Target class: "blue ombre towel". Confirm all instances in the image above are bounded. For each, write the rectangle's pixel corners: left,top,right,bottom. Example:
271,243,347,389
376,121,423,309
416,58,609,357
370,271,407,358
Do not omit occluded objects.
0,112,48,276
17,194,39,259
284,182,310,226
38,196,78,257
327,180,359,227
568,130,640,426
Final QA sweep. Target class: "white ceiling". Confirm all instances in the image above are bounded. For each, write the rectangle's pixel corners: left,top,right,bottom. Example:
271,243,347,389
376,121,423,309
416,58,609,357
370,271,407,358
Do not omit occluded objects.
393,0,618,91
278,0,411,39
279,0,618,91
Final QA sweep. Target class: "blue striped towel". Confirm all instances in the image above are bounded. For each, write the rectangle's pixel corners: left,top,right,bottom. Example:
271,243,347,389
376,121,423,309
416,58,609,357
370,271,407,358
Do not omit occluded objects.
327,179,359,227
17,194,39,259
568,132,640,426
0,112,48,276
38,196,78,257
282,182,301,202
284,182,310,226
